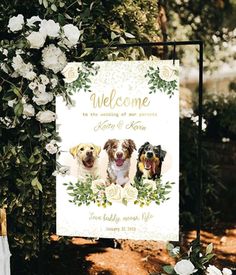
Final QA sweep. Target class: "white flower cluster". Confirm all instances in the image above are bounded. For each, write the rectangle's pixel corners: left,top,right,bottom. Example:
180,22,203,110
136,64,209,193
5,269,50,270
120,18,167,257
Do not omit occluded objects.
91,181,139,204
173,260,232,275
45,140,58,154
4,15,82,124
206,265,232,275
8,15,81,50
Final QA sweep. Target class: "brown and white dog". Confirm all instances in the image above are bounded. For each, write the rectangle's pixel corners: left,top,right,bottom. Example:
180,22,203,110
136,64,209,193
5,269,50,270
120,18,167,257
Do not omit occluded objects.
70,143,101,179
136,142,166,180
103,139,136,186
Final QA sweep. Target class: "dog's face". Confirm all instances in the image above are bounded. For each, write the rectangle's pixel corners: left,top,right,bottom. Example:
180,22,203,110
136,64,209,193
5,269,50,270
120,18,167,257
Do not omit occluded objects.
104,139,136,167
70,143,101,169
138,142,166,174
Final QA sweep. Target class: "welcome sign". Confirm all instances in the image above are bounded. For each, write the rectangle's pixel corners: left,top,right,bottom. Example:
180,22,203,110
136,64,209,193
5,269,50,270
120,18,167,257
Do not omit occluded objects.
56,60,179,241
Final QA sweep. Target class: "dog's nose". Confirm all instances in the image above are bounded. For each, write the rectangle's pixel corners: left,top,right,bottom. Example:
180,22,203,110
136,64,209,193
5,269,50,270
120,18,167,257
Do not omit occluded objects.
146,151,153,158
86,151,93,156
116,152,123,159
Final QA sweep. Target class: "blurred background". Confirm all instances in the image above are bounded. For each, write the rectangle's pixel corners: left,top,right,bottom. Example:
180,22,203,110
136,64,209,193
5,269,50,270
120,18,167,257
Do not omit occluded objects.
0,0,235,274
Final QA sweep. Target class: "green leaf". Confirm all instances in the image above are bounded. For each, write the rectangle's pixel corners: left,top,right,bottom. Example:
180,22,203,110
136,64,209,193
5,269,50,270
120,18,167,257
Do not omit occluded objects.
14,102,23,117
31,177,42,192
124,32,135,38
206,243,213,255
163,265,174,274
111,32,118,40
51,3,57,11
119,37,126,44
43,0,48,8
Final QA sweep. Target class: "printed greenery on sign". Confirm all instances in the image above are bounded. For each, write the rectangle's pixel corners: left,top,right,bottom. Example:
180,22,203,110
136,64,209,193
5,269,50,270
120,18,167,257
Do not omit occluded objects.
145,65,178,97
64,176,174,207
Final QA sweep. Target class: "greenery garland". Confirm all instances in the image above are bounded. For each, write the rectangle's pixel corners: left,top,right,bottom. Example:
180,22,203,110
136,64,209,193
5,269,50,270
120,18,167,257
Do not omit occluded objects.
145,66,178,97
64,177,174,207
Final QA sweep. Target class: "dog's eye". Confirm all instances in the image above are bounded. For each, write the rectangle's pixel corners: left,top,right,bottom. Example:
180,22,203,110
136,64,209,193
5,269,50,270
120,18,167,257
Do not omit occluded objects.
112,145,117,150
80,147,84,151
90,147,94,150
153,147,159,153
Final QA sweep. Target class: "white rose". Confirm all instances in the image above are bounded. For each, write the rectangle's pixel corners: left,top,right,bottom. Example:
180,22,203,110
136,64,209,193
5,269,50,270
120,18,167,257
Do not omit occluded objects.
36,110,56,123
8,14,24,32
158,65,177,82
61,62,79,83
33,92,53,105
174,259,197,275
45,142,57,154
41,44,67,73
123,185,138,202
12,55,24,72
50,78,58,88
62,24,81,48
222,268,232,275
29,81,38,90
26,16,42,27
12,55,36,80
39,74,49,85
27,31,45,49
143,179,157,191
23,104,35,117
91,179,106,194
8,99,17,108
105,184,123,203
206,265,223,275
24,70,36,80
39,19,60,38
37,84,46,94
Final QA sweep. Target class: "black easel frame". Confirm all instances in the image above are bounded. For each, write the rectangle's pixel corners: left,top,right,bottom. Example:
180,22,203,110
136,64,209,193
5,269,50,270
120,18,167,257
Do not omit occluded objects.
38,40,203,274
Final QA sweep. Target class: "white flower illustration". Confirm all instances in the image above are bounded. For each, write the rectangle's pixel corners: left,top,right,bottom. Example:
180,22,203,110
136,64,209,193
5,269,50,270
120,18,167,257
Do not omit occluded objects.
105,184,123,203
61,62,79,83
159,64,177,82
123,185,138,202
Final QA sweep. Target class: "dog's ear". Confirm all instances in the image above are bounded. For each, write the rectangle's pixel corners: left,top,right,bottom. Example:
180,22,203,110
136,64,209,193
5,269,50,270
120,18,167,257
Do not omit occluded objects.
69,145,79,158
160,149,167,161
103,139,112,151
127,139,136,152
93,144,101,156
138,142,149,155
157,145,166,161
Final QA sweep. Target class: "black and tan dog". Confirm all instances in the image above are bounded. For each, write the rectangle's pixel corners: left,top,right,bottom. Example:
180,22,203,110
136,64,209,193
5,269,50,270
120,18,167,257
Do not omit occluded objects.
136,142,166,180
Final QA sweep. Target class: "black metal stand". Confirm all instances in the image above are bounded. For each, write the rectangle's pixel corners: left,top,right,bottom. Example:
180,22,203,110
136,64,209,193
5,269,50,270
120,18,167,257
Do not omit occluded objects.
37,40,203,275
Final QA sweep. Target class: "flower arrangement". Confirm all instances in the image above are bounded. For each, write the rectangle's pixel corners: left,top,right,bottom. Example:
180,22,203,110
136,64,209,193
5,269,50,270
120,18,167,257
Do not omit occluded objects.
162,240,232,275
145,65,178,97
64,176,174,207
1,14,96,128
